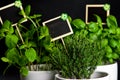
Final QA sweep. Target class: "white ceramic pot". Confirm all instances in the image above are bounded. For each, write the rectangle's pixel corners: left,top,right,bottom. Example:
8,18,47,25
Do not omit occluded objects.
21,71,56,80
95,62,118,80
55,71,110,80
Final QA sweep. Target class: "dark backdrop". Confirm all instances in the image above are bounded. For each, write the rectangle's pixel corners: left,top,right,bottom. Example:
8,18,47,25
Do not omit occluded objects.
0,0,120,80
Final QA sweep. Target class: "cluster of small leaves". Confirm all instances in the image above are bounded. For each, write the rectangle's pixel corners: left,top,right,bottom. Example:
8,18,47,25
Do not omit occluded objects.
50,32,104,79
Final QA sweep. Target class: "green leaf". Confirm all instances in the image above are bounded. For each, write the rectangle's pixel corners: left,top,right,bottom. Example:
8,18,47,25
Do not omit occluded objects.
23,28,35,38
2,20,11,30
105,46,112,53
109,39,118,48
72,19,86,29
94,14,102,28
27,42,37,48
106,52,112,58
107,15,118,28
18,18,27,23
19,44,27,49
9,26,14,34
2,20,14,34
116,28,120,35
41,36,51,48
1,57,10,62
101,38,108,48
39,26,49,40
25,5,31,16
20,67,28,77
112,53,119,59
108,28,116,34
5,34,18,48
19,9,26,17
30,14,42,19
96,29,102,36
89,33,98,41
0,31,5,39
109,58,113,63
18,56,28,66
117,40,120,49
25,48,37,62
41,56,50,63
6,48,19,63
68,16,72,23
88,22,99,32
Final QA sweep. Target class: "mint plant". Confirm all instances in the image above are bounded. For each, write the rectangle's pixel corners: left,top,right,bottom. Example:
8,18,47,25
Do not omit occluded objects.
0,1,53,76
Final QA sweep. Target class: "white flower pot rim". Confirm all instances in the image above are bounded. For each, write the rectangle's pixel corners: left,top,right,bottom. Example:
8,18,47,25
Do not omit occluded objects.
97,62,117,66
28,70,55,72
55,71,109,80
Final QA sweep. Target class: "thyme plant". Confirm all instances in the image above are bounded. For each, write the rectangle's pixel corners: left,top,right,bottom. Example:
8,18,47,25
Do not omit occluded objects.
50,30,104,79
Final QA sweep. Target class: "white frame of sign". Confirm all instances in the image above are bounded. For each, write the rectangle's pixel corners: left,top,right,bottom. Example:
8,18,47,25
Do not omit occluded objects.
85,4,110,25
42,16,73,41
0,3,26,26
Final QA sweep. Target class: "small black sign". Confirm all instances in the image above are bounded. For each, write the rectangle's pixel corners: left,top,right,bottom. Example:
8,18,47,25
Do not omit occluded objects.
42,16,73,41
85,4,110,25
0,3,23,26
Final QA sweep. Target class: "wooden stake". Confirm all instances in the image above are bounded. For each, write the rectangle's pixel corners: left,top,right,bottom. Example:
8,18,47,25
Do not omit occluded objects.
15,25,24,44
61,38,69,55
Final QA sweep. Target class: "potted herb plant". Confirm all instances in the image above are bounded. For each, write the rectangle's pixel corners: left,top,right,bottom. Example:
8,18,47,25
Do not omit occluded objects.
71,4,119,79
94,14,119,80
0,1,56,80
49,17,109,79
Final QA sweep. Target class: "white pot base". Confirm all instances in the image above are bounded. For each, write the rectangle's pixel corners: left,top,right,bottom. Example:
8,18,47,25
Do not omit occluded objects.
21,71,56,80
95,62,118,80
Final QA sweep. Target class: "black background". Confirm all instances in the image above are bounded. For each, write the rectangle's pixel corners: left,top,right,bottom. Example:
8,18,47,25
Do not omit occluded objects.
0,0,120,80
87,7,107,23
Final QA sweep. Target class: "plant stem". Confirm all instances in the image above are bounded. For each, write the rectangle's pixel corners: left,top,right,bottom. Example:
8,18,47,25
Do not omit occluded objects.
27,17,37,28
3,64,11,75
27,16,40,55
28,63,31,71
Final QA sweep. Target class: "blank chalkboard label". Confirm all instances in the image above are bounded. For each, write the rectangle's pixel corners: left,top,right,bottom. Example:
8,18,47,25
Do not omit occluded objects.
0,3,23,26
42,16,73,41
86,4,110,25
